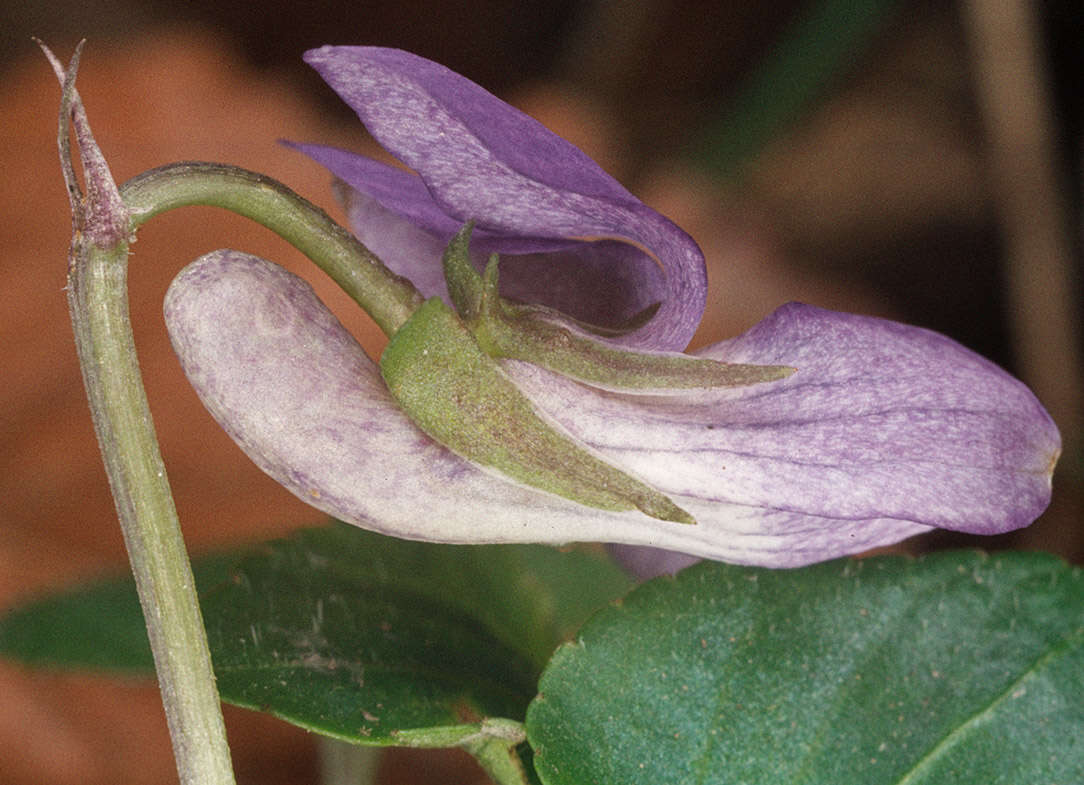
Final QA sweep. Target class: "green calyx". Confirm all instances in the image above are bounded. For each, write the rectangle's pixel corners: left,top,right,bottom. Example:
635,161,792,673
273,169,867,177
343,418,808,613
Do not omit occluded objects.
380,224,794,525
379,296,695,524
441,224,795,392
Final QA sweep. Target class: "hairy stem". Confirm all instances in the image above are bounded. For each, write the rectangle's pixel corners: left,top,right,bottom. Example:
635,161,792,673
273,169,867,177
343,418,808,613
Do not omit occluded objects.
43,39,237,785
69,237,237,785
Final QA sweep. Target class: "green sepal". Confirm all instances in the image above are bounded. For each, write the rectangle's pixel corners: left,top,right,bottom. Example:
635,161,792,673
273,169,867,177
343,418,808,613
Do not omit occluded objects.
379,296,695,524
442,220,486,321
441,224,794,392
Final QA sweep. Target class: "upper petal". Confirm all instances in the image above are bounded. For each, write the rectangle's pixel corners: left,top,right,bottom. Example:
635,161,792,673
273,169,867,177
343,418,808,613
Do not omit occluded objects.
296,46,706,350
280,153,664,329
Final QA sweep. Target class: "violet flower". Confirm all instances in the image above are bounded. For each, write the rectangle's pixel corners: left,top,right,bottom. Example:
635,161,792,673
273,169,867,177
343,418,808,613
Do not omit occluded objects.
164,47,1059,568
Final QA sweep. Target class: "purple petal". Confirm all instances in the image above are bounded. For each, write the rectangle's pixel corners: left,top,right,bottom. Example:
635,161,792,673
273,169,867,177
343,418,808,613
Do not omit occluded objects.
294,46,706,350
164,254,1058,568
284,142,586,256
607,544,702,580
329,179,453,302
329,178,663,329
505,303,1060,564
163,250,598,543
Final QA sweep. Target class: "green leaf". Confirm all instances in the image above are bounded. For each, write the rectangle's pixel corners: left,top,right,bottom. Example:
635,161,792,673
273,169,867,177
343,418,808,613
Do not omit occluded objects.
0,523,629,745
0,553,236,672
526,551,1084,784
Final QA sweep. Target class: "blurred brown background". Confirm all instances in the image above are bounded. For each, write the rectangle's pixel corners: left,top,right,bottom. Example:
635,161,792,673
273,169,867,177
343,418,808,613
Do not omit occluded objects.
2,1,1081,783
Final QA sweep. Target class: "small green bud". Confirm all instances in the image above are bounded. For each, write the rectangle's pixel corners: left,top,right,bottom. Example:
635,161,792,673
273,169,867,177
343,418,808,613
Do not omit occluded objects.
379,297,695,524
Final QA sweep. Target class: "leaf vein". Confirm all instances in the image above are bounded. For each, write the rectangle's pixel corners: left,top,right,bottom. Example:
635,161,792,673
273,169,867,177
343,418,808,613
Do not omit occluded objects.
893,626,1084,785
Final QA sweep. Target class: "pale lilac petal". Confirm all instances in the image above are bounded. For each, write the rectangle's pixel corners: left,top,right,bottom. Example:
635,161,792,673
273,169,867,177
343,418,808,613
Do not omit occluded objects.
296,46,706,350
607,545,702,580
161,251,689,552
505,303,1060,554
166,254,1056,568
331,181,453,301
163,249,580,541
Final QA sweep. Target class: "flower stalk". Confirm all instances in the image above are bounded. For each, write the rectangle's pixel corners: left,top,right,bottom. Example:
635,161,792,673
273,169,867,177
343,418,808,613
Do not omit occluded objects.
44,43,437,785
70,241,238,785
42,42,236,785
121,161,423,337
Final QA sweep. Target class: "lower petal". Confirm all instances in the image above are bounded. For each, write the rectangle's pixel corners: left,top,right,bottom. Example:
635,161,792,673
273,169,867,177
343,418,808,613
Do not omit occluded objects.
165,256,1057,568
505,303,1060,543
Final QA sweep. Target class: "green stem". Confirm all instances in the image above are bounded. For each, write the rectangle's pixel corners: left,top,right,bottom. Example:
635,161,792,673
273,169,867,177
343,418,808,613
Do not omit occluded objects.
462,736,534,785
46,43,422,785
69,237,236,785
78,160,424,785
120,162,423,336
44,40,236,785
79,161,425,782
389,719,532,785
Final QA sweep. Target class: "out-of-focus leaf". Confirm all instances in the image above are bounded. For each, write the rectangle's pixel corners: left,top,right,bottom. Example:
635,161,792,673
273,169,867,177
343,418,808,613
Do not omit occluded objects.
0,523,629,744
